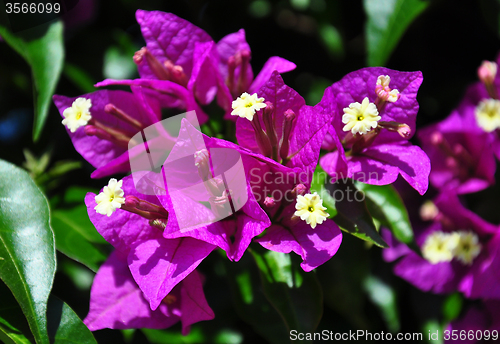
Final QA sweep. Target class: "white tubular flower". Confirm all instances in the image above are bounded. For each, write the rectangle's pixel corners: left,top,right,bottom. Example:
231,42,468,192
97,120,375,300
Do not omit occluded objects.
294,192,329,229
422,231,460,264
475,98,500,132
342,97,381,135
454,231,481,265
95,178,126,216
62,97,92,133
231,92,267,121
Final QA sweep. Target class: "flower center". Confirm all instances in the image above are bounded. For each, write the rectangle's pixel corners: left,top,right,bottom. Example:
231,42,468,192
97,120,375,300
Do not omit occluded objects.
62,97,92,133
342,97,381,135
231,92,267,121
294,192,329,229
94,178,126,217
475,98,500,132
422,230,481,265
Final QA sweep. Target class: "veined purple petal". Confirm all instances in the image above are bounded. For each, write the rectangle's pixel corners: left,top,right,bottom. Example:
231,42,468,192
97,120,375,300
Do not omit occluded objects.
249,57,296,94
84,251,181,330
85,175,162,259
216,29,253,88
256,220,342,272
53,90,152,170
127,236,215,310
135,10,212,79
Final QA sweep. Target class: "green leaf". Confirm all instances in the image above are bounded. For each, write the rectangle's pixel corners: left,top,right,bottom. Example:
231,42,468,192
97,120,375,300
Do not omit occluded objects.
328,179,389,248
223,252,288,344
47,297,97,344
142,327,206,344
0,21,64,141
250,248,323,341
51,187,108,272
355,182,416,248
0,281,33,344
442,293,463,324
0,159,56,344
363,276,400,333
364,0,429,66
63,63,96,94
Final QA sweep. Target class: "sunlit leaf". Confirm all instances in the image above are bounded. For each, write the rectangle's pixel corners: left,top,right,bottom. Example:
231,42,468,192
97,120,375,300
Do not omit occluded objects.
364,0,429,66
355,182,416,249
0,159,56,344
0,21,64,141
47,297,97,344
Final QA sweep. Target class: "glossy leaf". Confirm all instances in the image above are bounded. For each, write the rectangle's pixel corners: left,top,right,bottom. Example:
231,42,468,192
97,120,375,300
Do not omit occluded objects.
0,159,56,344
327,179,388,248
355,182,415,246
47,297,97,344
0,21,64,141
364,0,429,66
0,282,33,344
224,252,288,344
250,248,323,339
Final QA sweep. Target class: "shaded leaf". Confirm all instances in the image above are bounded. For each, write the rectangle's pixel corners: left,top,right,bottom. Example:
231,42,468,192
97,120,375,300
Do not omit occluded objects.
310,164,337,218
364,0,429,66
224,252,288,344
0,159,56,344
327,179,388,248
250,248,323,340
142,327,205,344
0,281,33,344
0,21,64,141
355,182,416,248
47,297,97,344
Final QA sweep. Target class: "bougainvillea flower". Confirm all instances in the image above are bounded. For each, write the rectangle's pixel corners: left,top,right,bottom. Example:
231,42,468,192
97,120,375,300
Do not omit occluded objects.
386,192,500,299
53,89,178,179
152,118,271,263
418,109,496,194
445,300,500,344
84,251,214,334
230,71,342,271
134,10,296,119
449,55,500,161
318,67,431,195
85,175,216,310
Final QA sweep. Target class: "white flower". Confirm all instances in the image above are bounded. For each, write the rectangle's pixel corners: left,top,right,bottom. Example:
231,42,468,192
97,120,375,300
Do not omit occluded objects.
421,231,460,264
94,178,126,216
62,97,92,133
453,231,481,265
342,97,381,135
475,98,500,132
231,92,267,121
294,192,329,229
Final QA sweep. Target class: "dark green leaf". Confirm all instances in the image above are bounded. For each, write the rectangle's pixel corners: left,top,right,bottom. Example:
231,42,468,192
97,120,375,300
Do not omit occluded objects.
63,63,96,94
355,183,415,246
328,179,388,248
479,0,500,38
0,21,64,141
364,0,429,66
0,281,33,344
51,187,108,272
47,297,97,344
250,248,323,341
0,159,56,344
224,252,288,344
